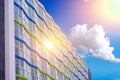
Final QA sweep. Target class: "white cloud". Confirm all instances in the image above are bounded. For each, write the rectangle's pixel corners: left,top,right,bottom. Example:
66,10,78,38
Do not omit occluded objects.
69,24,120,62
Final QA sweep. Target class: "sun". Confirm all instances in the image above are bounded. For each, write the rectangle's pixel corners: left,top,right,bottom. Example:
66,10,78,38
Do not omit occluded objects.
45,41,53,49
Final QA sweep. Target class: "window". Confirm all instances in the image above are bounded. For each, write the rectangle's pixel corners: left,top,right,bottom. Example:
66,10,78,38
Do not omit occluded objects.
14,5,18,19
57,72,63,80
34,69,38,80
50,66,56,78
41,59,47,80
19,25,23,39
19,0,22,6
15,40,19,55
15,22,19,37
29,0,34,7
18,8,23,22
37,6,43,17
29,21,35,34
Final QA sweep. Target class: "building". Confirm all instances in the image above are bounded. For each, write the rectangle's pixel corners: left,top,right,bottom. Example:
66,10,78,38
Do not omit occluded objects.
0,0,90,80
88,69,91,80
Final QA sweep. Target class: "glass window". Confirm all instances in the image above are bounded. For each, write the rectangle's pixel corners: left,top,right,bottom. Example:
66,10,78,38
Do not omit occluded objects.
15,22,19,36
18,8,23,22
19,0,22,6
15,40,19,55
14,5,18,19
16,58,19,67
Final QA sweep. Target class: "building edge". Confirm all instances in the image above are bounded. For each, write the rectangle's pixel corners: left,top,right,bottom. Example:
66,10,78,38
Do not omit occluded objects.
5,0,15,80
0,0,5,79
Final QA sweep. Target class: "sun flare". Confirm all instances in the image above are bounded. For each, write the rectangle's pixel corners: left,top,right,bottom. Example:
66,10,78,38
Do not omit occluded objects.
45,41,53,49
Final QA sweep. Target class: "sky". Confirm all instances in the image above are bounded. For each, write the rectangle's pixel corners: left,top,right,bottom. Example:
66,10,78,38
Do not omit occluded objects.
39,0,120,80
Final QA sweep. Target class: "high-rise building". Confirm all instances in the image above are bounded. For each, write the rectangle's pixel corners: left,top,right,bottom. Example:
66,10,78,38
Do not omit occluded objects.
0,0,91,80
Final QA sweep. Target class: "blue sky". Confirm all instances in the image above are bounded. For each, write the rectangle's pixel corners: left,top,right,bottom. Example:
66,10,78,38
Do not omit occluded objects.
39,0,120,80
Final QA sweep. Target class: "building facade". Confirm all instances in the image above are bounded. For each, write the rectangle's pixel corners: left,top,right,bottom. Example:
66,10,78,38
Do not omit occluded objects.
1,0,90,80
1,0,15,80
0,0,5,80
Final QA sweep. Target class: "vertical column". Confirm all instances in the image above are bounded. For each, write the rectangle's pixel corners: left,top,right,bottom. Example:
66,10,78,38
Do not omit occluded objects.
88,69,91,80
5,0,15,80
0,0,5,80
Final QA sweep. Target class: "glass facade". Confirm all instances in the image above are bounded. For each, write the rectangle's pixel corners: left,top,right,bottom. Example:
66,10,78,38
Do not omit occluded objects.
14,0,89,80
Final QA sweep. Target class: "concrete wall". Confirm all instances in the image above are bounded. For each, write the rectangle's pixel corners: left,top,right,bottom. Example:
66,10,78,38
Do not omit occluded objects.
5,0,15,80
